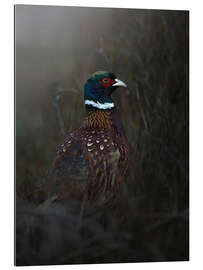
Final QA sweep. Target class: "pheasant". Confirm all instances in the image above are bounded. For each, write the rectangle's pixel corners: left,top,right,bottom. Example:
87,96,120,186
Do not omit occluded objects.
46,71,129,209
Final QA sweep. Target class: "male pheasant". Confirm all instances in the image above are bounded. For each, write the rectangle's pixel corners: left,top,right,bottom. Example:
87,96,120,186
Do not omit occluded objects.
47,71,129,208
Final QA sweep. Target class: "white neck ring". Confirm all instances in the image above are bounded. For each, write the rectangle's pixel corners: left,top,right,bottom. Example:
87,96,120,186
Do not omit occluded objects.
85,99,115,110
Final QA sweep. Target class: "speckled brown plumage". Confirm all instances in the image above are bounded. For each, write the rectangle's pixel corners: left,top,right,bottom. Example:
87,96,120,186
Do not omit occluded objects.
84,110,112,129
47,108,129,207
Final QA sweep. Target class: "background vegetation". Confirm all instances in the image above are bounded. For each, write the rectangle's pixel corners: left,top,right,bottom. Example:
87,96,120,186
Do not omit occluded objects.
15,5,189,265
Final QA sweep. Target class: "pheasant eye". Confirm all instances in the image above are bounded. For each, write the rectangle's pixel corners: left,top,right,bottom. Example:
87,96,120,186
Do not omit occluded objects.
101,77,114,87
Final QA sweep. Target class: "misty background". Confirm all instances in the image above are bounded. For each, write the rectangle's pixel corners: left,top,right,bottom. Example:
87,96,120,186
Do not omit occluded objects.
15,5,189,266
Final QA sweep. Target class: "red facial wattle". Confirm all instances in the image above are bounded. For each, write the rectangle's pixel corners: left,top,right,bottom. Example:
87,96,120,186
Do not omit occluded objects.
102,78,115,88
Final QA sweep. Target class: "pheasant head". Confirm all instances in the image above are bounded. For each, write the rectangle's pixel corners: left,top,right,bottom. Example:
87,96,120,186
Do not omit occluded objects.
84,71,127,111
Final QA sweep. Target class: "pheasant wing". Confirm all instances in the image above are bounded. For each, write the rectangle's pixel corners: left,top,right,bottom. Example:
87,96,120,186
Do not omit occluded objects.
46,129,88,202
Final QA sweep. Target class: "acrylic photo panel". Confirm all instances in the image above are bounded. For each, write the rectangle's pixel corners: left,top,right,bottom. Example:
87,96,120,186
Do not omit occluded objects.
15,4,189,266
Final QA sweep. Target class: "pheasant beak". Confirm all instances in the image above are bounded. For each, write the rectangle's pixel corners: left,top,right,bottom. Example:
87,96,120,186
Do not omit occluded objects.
112,78,127,88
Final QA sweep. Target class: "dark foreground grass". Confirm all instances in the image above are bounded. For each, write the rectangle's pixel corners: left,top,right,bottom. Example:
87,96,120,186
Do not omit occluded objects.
16,199,188,266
